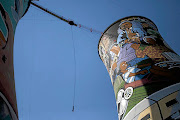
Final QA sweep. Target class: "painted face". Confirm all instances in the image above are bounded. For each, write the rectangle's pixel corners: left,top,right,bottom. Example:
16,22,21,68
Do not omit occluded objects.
120,22,132,30
120,61,128,71
110,46,120,55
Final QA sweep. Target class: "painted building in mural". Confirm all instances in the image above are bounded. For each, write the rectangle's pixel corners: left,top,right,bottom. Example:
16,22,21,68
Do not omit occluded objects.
98,16,180,120
0,0,30,120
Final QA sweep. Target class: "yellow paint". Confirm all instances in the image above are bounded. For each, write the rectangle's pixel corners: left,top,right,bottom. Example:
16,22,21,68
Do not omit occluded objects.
138,103,161,120
158,91,178,119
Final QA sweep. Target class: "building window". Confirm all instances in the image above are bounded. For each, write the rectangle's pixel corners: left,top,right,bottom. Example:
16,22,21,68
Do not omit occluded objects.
166,99,178,107
141,113,150,120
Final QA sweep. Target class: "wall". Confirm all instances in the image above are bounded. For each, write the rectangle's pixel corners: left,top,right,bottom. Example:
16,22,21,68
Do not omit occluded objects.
0,0,30,119
98,16,180,120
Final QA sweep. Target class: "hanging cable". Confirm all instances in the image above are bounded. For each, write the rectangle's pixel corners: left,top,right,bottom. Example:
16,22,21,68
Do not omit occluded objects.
71,26,77,112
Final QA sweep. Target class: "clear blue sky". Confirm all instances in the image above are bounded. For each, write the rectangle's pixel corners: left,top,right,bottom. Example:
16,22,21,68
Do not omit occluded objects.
13,0,180,120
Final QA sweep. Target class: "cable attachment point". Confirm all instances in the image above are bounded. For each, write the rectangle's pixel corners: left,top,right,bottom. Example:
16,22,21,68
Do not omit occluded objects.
68,21,77,26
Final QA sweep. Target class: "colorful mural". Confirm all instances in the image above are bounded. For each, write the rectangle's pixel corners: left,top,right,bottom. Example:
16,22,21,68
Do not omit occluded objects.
98,16,180,120
0,0,30,120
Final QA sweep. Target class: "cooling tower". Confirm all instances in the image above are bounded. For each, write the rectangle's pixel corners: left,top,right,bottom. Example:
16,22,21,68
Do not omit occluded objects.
0,0,30,119
98,16,180,120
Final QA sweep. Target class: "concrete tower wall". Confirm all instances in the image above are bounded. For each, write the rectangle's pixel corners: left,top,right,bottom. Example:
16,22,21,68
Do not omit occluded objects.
98,16,180,120
0,0,30,119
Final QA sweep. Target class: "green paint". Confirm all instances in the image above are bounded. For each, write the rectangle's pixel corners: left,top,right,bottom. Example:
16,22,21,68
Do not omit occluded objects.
4,115,12,120
114,76,125,99
0,17,7,38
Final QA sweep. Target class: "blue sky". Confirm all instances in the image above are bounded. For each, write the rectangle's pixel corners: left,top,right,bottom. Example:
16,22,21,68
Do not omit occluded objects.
13,0,180,120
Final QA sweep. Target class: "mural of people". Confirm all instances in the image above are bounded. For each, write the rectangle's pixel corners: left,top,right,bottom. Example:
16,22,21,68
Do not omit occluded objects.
98,16,180,120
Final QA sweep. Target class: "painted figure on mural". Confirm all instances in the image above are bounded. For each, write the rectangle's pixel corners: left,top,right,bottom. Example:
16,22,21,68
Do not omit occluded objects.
119,61,150,83
0,3,15,64
0,0,22,64
0,3,9,49
117,87,133,120
110,21,153,86
112,19,179,88
0,0,23,49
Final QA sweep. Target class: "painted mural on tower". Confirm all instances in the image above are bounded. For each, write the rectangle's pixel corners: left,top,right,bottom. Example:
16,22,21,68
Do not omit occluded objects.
98,16,180,120
0,0,30,120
